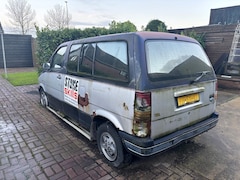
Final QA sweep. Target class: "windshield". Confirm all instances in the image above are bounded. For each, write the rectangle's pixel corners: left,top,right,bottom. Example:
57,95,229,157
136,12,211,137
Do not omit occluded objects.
145,40,214,81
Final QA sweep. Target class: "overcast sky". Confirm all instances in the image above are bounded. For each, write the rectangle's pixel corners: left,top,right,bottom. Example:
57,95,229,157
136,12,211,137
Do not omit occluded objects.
0,0,240,34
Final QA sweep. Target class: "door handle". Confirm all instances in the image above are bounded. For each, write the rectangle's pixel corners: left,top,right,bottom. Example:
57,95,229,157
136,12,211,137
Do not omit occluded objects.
57,74,61,79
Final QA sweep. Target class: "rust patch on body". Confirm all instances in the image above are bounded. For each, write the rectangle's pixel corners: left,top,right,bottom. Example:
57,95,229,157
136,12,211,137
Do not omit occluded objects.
78,93,89,107
123,102,129,111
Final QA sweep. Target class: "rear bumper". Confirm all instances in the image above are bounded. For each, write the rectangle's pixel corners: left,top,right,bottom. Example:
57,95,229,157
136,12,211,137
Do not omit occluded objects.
119,112,219,156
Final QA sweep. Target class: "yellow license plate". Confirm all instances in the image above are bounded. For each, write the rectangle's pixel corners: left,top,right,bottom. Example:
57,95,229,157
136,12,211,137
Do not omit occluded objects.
177,93,200,107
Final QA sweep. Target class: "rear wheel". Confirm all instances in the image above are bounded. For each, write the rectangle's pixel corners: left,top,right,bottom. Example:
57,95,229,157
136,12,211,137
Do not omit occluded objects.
97,123,131,168
40,89,48,107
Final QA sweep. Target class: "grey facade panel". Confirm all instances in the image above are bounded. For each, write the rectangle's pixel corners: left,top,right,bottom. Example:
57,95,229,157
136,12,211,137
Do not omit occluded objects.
209,6,240,25
0,34,33,68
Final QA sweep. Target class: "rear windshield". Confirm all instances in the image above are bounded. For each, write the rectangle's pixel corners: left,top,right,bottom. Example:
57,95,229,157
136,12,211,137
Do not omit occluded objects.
145,40,215,81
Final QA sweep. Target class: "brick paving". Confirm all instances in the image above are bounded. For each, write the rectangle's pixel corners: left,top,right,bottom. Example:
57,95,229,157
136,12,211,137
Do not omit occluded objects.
0,69,239,179
0,75,122,180
0,70,206,180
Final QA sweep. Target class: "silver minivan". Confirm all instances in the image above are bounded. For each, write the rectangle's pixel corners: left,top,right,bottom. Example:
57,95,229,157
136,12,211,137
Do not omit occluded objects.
38,31,219,167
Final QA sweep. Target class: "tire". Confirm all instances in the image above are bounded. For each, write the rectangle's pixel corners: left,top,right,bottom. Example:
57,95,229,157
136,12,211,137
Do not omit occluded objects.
40,89,48,107
97,123,130,168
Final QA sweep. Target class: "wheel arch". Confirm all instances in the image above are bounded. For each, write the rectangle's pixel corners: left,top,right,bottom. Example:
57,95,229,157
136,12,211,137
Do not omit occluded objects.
94,109,123,131
38,83,46,93
91,109,123,140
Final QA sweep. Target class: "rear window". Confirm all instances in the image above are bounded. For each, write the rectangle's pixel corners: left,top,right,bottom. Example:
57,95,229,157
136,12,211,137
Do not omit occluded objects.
145,40,214,81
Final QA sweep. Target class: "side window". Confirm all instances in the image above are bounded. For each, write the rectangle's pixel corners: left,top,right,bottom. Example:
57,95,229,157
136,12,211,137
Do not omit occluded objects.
79,43,95,75
94,41,128,82
67,44,82,73
51,46,67,69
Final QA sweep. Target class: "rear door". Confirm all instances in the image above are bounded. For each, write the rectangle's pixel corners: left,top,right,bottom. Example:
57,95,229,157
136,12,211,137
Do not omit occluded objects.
145,39,217,139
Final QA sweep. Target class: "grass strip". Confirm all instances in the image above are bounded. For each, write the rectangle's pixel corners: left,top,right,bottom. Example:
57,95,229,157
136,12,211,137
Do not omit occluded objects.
2,71,38,86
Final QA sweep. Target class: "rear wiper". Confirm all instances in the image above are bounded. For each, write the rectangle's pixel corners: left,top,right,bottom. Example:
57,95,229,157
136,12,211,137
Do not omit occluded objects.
190,71,210,84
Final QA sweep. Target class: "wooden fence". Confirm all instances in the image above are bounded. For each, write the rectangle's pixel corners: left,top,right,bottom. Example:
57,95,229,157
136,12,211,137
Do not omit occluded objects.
169,24,237,67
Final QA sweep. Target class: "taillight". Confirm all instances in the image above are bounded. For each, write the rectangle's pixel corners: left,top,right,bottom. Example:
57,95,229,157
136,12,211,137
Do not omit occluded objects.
133,92,151,137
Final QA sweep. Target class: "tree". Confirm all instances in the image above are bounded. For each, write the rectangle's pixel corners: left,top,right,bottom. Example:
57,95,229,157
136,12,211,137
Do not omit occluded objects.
109,20,137,33
145,19,167,32
44,4,72,30
6,0,36,34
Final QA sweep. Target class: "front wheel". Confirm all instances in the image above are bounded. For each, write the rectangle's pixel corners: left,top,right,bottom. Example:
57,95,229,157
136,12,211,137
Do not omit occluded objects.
97,123,131,168
40,89,48,107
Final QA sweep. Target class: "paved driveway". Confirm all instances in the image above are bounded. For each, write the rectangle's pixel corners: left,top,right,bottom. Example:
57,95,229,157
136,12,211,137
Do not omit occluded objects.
0,75,240,179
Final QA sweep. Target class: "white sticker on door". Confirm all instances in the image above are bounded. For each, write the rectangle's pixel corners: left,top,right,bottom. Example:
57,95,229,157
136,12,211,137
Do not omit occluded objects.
64,76,79,108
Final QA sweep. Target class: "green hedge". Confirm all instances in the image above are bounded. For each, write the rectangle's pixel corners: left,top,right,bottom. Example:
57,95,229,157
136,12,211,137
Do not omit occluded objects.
181,30,205,49
36,27,109,72
36,21,137,73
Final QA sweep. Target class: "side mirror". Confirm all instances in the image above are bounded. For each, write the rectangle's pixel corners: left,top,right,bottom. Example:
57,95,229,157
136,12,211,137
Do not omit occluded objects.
43,62,50,70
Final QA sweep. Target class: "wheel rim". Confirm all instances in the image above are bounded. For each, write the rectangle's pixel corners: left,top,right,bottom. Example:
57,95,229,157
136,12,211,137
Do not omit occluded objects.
40,91,48,106
100,132,117,161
